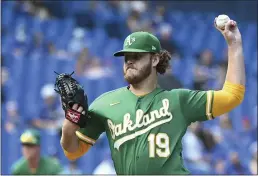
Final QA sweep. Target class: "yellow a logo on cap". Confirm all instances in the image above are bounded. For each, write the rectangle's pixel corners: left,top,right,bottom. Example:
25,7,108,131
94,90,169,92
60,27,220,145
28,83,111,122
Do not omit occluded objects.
20,133,37,144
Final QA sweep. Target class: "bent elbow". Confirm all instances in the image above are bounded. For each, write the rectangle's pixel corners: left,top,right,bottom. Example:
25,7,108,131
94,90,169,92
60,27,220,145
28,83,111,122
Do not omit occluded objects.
212,82,245,117
224,81,245,106
63,151,81,161
61,140,91,161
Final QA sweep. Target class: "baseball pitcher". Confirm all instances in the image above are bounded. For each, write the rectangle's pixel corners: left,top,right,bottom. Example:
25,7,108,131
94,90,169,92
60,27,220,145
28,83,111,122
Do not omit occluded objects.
56,18,245,174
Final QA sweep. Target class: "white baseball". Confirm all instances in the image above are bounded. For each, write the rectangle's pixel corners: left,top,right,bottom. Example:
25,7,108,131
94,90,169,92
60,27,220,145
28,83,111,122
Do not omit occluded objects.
216,14,230,29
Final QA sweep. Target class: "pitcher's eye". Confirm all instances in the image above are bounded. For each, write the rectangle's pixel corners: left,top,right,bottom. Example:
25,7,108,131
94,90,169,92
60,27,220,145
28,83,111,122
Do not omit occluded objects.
135,53,146,59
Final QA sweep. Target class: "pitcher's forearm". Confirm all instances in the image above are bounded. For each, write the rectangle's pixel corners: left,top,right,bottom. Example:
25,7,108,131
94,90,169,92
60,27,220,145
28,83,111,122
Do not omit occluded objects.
60,119,80,153
61,129,80,153
225,43,245,86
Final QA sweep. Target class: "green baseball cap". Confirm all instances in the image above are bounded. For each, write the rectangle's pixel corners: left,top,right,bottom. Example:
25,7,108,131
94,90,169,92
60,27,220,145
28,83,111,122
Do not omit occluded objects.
113,31,161,57
20,129,41,145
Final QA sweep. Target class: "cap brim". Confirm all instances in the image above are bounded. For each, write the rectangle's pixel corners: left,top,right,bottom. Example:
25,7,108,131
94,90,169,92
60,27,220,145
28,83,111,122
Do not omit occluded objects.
21,142,39,146
113,48,150,57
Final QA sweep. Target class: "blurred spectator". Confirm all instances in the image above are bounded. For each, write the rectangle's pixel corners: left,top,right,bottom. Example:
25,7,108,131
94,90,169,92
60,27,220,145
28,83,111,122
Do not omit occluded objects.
84,57,114,80
75,48,92,76
195,123,217,152
158,66,182,90
152,5,167,26
68,28,89,55
214,159,228,174
183,122,211,173
159,23,182,58
32,0,51,20
213,113,236,144
47,42,71,60
125,1,151,33
4,101,24,134
220,113,233,130
15,1,36,16
193,49,217,90
241,117,254,144
1,66,9,104
15,0,51,20
61,160,82,175
11,129,62,174
28,32,44,59
130,1,148,14
119,1,148,15
30,84,63,133
249,141,257,174
33,32,44,49
75,48,113,79
226,152,250,174
93,148,116,174
47,42,56,55
126,11,144,33
215,49,228,89
12,44,27,58
15,22,27,44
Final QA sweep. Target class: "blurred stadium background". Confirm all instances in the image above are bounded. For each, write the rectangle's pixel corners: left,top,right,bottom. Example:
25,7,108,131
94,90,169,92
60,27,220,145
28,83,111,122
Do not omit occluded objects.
1,1,257,175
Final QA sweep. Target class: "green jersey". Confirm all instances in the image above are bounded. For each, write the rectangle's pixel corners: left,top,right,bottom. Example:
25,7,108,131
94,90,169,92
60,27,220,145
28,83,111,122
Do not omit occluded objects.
11,156,62,175
76,87,213,174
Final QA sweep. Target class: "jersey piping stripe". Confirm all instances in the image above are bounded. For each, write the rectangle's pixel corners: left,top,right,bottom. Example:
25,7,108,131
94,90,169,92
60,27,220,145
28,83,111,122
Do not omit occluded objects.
210,91,214,119
75,131,96,145
206,91,213,120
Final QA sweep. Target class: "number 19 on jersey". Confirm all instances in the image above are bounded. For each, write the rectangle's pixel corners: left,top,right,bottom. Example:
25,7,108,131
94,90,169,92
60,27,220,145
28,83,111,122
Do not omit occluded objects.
148,133,170,158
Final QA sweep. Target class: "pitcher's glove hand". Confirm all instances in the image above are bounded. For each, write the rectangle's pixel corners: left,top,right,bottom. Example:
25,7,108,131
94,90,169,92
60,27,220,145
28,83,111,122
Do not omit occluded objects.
54,71,88,128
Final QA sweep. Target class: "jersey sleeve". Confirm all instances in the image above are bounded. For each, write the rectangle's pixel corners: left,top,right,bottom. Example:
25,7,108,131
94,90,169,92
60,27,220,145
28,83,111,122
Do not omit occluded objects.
178,89,214,124
76,99,105,145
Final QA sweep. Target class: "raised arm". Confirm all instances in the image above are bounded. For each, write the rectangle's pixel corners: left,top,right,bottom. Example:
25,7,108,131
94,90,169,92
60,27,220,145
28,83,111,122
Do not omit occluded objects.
211,17,245,117
179,17,246,124
215,17,245,85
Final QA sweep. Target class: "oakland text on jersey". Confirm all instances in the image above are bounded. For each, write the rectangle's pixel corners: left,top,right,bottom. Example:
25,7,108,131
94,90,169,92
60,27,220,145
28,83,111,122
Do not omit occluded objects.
107,99,173,150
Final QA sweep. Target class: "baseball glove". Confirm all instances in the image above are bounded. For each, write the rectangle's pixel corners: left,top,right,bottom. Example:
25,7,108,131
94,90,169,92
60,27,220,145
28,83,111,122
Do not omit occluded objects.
54,71,88,128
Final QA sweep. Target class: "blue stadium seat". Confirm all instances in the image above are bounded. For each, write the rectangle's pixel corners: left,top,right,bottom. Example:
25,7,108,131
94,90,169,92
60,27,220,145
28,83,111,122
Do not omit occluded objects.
2,3,15,31
44,19,61,42
40,130,60,157
89,28,108,58
103,38,121,59
180,57,195,88
171,58,183,78
189,25,207,54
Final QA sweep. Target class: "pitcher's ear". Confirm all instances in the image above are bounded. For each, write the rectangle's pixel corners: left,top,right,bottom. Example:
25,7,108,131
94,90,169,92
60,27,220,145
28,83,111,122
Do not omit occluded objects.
151,54,160,67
